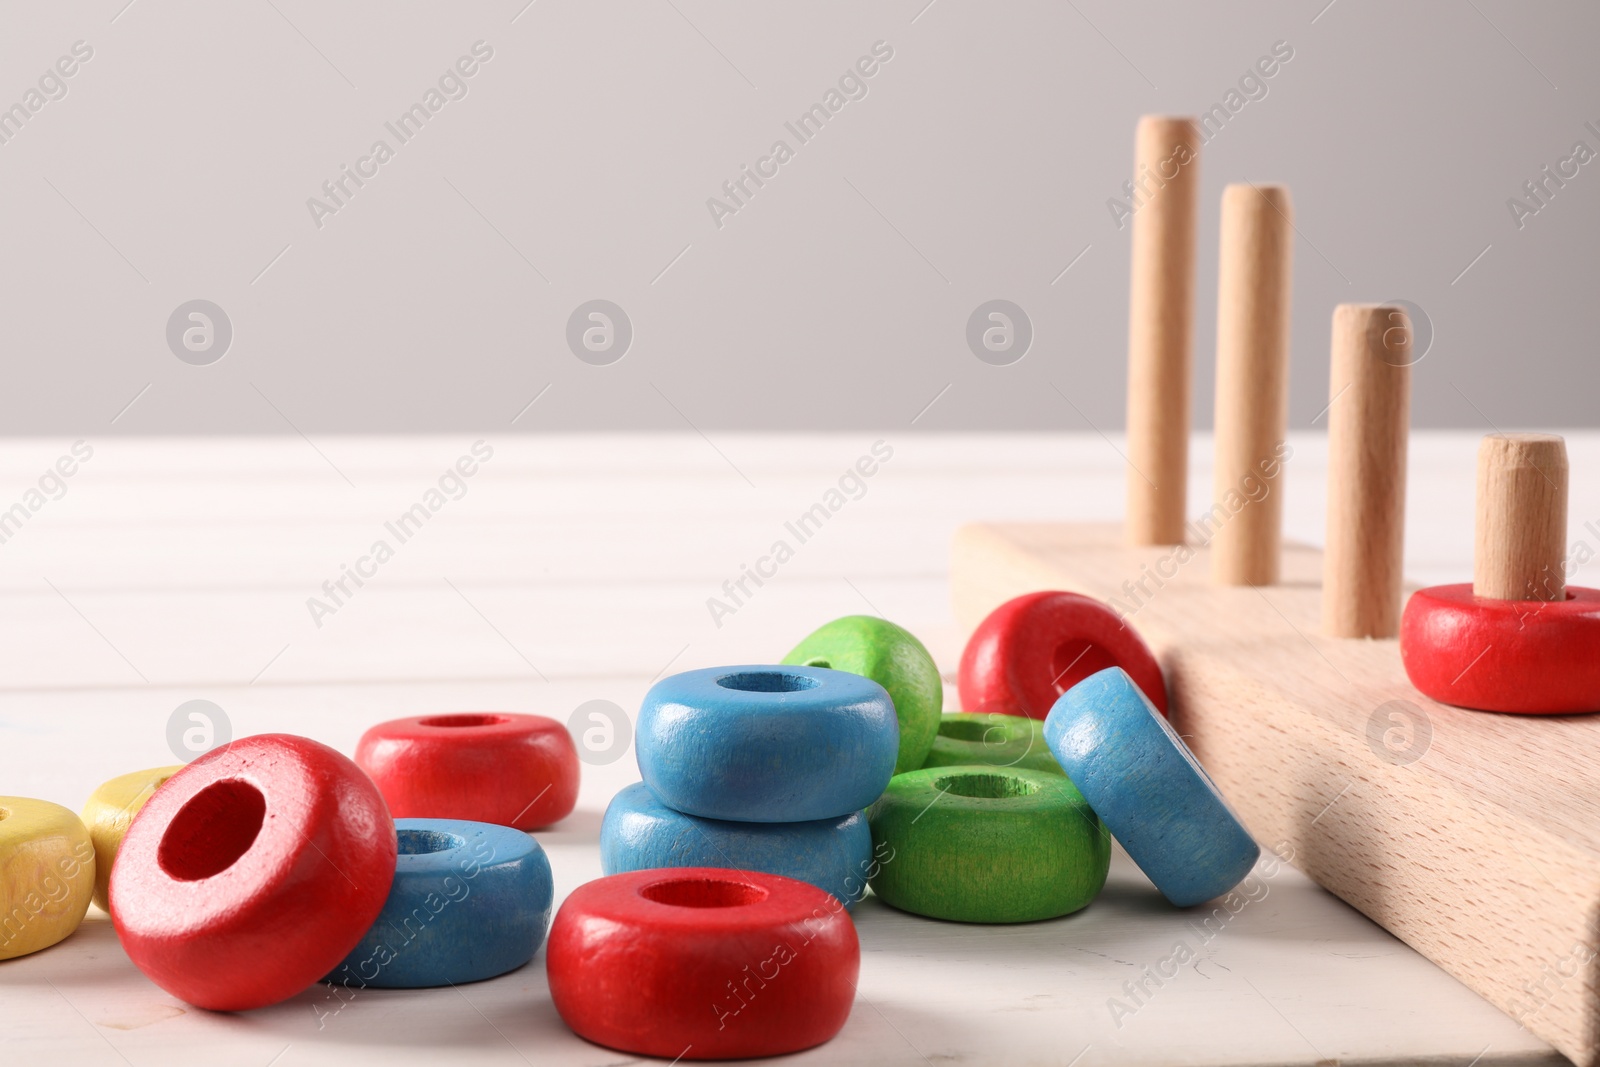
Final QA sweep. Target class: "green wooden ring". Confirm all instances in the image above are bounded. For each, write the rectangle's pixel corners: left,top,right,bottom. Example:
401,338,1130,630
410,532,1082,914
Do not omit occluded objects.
921,713,1063,775
866,765,1109,923
783,615,943,774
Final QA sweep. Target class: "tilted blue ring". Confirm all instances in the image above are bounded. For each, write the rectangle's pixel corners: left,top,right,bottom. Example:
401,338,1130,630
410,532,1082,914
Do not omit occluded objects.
1044,666,1260,908
637,665,898,822
600,781,875,907
325,818,553,989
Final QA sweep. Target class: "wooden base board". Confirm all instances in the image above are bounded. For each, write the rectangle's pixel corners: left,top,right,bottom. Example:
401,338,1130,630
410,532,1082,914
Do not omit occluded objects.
951,522,1600,1066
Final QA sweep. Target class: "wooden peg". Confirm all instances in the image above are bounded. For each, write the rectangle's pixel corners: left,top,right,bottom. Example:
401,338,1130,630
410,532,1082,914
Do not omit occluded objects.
1401,431,1592,714
1125,115,1201,546
1210,183,1293,585
1474,433,1568,600
1322,304,1411,638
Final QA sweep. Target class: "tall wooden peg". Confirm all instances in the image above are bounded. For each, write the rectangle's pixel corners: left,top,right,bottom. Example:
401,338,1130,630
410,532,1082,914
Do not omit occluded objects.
1322,304,1412,638
1474,433,1568,601
1125,115,1201,546
1210,183,1293,585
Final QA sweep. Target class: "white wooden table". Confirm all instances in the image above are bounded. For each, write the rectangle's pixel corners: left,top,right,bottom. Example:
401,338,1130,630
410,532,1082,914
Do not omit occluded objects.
2,431,1587,1067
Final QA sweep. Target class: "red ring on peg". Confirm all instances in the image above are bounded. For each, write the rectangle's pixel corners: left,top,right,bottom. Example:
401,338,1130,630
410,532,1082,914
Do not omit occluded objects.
110,734,396,1010
547,867,859,1060
959,591,1168,720
356,713,579,829
1400,583,1600,714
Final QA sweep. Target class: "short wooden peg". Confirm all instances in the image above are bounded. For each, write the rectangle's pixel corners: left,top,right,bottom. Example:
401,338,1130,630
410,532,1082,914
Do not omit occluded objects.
1474,433,1568,601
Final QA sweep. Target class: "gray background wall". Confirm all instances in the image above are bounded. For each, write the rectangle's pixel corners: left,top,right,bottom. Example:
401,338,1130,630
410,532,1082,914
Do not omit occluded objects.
1,0,1593,434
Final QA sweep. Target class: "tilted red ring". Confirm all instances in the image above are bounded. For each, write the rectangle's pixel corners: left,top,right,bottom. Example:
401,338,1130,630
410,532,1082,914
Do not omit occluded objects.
110,734,396,1010
960,590,1169,720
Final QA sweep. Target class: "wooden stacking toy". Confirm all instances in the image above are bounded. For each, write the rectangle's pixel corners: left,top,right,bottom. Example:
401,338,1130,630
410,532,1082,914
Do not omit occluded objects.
327,819,553,989
80,765,182,912
1045,667,1258,907
920,711,1063,775
0,797,95,960
959,590,1168,718
635,665,897,823
606,659,899,915
355,712,579,830
602,782,875,908
866,765,1108,923
25,107,1600,1067
1401,433,1600,713
111,734,396,1010
548,868,859,1060
783,615,943,773
950,112,1600,1065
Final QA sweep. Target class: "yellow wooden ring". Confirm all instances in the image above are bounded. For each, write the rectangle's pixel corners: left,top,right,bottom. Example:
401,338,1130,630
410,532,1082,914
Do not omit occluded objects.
0,797,95,959
80,766,183,913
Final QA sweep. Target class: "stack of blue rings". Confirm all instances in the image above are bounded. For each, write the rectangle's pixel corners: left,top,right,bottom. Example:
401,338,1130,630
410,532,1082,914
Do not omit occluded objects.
601,665,899,907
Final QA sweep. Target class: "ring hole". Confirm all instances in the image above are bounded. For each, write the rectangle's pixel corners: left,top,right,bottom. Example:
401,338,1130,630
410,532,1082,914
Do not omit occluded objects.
397,829,466,855
936,773,1040,800
800,657,831,670
639,877,769,908
159,779,267,881
1050,640,1118,696
715,671,820,694
419,714,511,728
939,719,1024,744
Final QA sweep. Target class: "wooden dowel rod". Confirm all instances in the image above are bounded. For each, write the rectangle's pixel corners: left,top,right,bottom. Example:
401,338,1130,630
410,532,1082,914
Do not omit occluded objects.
1322,304,1412,638
1210,183,1294,586
1475,433,1568,600
1125,115,1201,546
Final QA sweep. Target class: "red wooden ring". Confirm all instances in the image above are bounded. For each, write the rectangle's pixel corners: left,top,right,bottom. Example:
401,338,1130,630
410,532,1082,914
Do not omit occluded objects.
547,867,859,1060
110,734,396,1011
959,591,1168,720
1400,583,1600,714
355,713,579,829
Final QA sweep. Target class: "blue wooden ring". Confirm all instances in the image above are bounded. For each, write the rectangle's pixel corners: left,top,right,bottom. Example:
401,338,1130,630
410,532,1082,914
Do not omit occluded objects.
600,781,875,907
637,665,898,822
325,819,553,989
1044,667,1259,907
